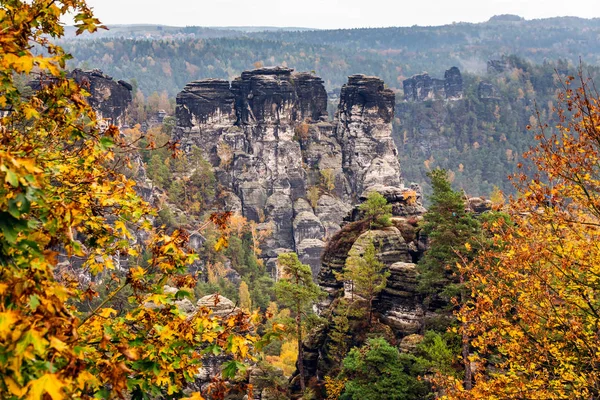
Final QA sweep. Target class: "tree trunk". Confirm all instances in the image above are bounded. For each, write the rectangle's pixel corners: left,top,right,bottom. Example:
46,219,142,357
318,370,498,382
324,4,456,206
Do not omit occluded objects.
460,275,473,390
297,306,306,392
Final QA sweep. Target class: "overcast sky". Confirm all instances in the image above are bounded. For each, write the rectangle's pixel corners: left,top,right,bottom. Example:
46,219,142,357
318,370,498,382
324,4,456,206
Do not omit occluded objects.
82,0,599,29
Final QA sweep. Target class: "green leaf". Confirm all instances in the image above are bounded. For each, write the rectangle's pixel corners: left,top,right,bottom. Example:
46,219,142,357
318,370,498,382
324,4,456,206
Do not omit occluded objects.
8,200,21,218
94,388,111,399
99,136,114,149
5,169,19,187
222,360,246,379
175,289,192,300
29,295,40,311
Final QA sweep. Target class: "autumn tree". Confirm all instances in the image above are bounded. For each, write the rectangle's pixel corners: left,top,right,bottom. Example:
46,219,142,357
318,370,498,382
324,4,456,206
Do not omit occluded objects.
274,253,324,392
239,281,252,311
0,2,261,399
441,71,600,398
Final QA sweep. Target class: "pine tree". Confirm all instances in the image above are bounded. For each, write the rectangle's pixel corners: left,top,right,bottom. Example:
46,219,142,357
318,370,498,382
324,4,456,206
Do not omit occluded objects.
275,253,324,392
340,239,390,325
359,191,392,229
417,169,481,299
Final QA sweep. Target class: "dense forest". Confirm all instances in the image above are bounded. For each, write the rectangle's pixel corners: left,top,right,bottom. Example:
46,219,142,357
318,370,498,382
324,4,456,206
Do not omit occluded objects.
60,16,600,96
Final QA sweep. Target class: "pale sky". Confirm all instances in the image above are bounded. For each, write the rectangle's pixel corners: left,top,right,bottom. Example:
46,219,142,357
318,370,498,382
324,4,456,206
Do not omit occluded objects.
82,0,599,29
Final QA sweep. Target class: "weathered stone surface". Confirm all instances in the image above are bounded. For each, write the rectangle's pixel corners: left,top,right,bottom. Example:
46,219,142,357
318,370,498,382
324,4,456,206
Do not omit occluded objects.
197,294,238,317
403,67,463,101
315,194,352,239
175,67,407,275
378,262,423,334
336,74,402,195
69,69,132,127
468,197,493,213
444,66,464,99
297,239,326,277
293,211,325,245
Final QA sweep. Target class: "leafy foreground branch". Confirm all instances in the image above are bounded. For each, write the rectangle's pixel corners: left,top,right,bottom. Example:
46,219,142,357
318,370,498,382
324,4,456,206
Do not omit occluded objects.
0,1,266,399
440,71,600,398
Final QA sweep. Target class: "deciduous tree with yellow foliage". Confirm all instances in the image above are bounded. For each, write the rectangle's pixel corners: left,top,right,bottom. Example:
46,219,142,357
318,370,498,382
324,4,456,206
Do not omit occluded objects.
0,1,261,399
441,71,600,398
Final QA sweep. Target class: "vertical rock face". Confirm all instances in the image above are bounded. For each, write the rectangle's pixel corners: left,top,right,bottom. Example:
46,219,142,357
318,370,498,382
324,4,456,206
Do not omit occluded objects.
174,67,406,275
403,67,463,101
444,66,464,99
336,75,402,195
69,69,132,127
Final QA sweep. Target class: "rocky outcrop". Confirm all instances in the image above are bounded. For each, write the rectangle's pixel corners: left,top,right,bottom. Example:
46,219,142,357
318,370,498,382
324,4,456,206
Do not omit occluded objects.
296,185,427,387
403,67,463,101
468,197,493,213
444,67,464,99
69,69,132,127
174,67,407,275
318,184,426,311
28,68,132,127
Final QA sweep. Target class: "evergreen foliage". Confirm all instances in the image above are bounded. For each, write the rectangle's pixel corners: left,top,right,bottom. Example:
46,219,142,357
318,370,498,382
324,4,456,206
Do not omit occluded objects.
359,192,393,229
340,239,390,324
275,253,325,391
417,169,481,299
339,338,429,400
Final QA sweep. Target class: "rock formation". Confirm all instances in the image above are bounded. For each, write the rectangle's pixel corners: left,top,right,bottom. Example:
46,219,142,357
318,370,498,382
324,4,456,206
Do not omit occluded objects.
69,69,132,127
28,69,132,127
174,67,408,276
403,67,463,101
294,185,428,385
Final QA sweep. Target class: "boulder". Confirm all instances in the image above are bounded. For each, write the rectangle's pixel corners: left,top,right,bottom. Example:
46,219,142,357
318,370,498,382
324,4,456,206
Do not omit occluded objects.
197,294,238,317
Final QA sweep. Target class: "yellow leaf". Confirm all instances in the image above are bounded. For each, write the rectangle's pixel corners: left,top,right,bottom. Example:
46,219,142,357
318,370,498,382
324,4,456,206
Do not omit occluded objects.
214,236,229,252
27,373,64,400
182,392,205,400
0,311,19,337
50,336,68,353
75,371,99,390
5,376,27,397
465,242,472,251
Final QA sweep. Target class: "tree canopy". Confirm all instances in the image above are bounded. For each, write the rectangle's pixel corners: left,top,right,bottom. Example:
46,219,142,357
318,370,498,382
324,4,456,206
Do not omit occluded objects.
441,72,600,398
0,2,260,398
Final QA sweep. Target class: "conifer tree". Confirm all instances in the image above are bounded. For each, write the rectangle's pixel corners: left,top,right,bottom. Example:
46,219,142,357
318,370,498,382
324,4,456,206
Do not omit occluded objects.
359,191,393,229
275,253,324,392
417,169,481,299
417,169,482,389
341,239,390,325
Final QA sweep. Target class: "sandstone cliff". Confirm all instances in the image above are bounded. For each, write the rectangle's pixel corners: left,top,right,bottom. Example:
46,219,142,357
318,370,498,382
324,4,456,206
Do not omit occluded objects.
28,69,132,127
174,67,408,276
403,67,463,102
70,69,132,127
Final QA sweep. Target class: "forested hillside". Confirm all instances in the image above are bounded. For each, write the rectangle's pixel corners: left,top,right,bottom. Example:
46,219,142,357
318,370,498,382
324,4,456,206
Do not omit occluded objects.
397,58,600,197
60,16,600,96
